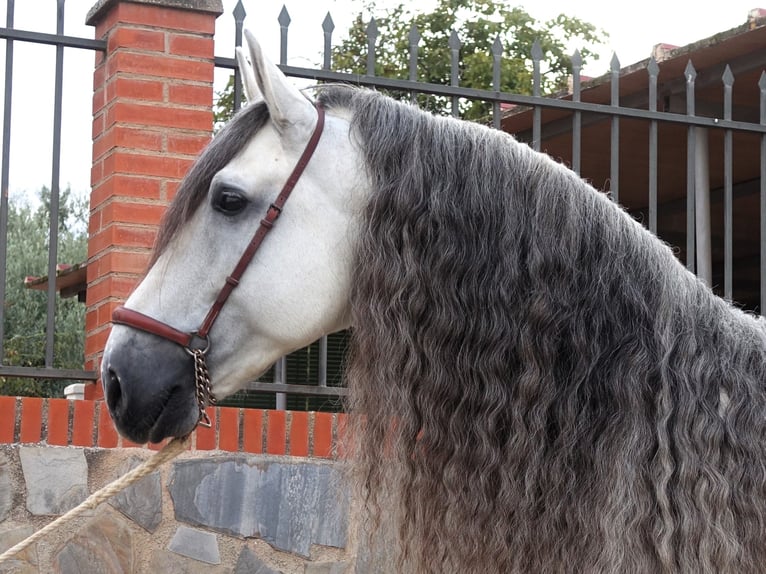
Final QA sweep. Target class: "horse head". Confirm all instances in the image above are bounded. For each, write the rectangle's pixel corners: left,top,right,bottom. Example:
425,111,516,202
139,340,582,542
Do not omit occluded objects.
101,32,365,444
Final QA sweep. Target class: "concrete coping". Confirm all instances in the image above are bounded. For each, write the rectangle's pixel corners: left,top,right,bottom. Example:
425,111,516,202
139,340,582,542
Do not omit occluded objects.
86,0,224,27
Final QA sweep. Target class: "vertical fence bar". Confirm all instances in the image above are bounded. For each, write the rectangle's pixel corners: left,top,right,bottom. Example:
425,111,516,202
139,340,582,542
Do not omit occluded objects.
571,50,582,174
449,30,460,118
275,358,286,410
318,337,327,387
610,54,620,203
723,65,734,300
232,0,245,113
648,57,659,234
278,5,290,66
0,0,15,363
45,0,66,368
366,18,377,76
317,10,335,396
685,60,697,274
408,24,420,103
322,13,334,71
759,72,766,314
531,40,542,152
492,36,502,129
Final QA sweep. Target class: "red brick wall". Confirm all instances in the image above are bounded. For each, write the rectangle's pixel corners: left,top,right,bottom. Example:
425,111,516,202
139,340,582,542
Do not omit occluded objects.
85,0,220,400
0,395,347,457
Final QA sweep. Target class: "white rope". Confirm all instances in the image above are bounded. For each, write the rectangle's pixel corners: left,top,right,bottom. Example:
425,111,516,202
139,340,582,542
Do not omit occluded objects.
0,434,190,565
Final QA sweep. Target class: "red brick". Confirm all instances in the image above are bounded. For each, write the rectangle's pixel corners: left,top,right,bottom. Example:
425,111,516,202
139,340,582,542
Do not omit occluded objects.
169,34,213,58
111,101,212,131
0,396,16,443
93,63,106,91
91,159,104,187
114,126,164,152
97,300,126,327
165,180,181,201
95,3,217,36
88,225,157,259
85,326,112,357
195,407,216,450
92,250,152,278
47,399,70,446
108,51,214,83
102,201,167,226
218,407,239,452
108,77,165,103
167,133,211,156
85,383,104,402
72,400,96,447
168,84,213,107
266,410,286,455
98,400,121,446
108,26,165,53
122,438,143,448
93,86,106,115
93,112,105,140
242,409,263,453
313,412,333,458
20,398,43,443
92,175,163,206
289,411,309,457
85,274,140,306
110,152,194,179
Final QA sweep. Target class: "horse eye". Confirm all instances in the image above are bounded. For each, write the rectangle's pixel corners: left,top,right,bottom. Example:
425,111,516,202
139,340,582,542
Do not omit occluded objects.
214,188,248,216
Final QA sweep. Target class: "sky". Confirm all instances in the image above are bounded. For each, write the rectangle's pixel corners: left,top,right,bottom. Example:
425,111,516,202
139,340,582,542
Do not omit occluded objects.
0,0,761,200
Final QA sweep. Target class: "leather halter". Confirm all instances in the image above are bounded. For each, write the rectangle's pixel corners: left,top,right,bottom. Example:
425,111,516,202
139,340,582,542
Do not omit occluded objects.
111,103,326,424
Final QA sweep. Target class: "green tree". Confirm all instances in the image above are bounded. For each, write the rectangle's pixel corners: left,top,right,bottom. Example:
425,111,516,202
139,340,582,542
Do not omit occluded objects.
333,0,606,120
0,187,88,397
214,0,606,124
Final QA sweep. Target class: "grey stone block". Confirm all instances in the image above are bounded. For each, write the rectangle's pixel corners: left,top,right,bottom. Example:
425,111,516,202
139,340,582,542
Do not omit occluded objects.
0,451,13,523
169,458,349,558
150,549,232,574
52,512,133,574
20,447,87,515
304,562,349,574
0,525,38,574
109,457,162,532
234,546,282,574
168,525,220,565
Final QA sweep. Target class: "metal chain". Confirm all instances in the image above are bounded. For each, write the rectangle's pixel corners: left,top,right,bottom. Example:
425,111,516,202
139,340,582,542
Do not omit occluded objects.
191,349,216,428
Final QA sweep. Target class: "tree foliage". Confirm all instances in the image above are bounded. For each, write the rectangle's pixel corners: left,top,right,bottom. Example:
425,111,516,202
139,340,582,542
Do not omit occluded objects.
214,0,607,124
0,187,88,397
332,0,606,120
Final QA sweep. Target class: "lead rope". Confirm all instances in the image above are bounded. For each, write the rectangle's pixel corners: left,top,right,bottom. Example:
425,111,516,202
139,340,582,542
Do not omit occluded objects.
0,376,214,565
0,434,189,565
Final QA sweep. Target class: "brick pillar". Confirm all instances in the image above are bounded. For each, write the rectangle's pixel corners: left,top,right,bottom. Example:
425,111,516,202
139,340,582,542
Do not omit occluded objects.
85,0,223,400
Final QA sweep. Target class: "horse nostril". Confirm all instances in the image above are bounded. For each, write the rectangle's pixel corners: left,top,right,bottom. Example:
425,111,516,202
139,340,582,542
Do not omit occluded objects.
104,367,123,414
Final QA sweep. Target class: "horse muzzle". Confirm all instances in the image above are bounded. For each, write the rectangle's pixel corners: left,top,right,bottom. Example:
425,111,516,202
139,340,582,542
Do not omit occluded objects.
101,326,200,444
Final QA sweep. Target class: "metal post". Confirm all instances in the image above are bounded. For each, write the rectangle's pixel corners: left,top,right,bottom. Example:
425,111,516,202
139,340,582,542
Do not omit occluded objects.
694,127,712,286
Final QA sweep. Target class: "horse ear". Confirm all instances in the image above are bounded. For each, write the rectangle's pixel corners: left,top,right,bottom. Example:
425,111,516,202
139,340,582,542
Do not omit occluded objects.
235,46,262,103
243,29,315,133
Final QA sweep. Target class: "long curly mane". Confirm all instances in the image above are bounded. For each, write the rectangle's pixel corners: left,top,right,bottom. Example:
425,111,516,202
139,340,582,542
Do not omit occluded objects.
316,86,766,573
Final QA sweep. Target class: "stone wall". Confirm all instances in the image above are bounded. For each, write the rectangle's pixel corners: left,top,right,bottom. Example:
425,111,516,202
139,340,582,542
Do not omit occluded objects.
0,397,354,573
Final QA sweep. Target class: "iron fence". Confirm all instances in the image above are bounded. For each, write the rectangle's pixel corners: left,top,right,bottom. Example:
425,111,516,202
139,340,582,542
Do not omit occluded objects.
0,0,102,387
0,0,765,411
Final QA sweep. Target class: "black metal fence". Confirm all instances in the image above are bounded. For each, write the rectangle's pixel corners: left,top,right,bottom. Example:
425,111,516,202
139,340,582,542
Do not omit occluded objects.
0,0,102,390
215,1,766,410
1,0,765,410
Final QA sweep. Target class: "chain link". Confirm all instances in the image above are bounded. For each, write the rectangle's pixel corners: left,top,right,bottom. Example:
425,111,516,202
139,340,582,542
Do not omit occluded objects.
191,349,217,428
